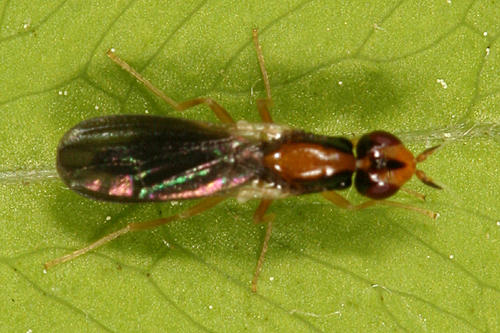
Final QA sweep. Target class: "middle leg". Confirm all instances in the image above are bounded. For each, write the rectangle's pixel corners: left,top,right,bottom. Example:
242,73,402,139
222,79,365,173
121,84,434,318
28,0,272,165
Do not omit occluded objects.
251,199,275,292
252,29,274,123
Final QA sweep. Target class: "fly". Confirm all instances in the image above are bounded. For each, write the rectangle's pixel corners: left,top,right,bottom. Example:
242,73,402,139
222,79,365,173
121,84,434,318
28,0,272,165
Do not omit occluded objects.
45,29,441,292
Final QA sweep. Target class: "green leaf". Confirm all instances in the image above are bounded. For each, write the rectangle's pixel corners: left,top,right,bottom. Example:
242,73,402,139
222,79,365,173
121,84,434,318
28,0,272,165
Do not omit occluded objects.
1,1,499,331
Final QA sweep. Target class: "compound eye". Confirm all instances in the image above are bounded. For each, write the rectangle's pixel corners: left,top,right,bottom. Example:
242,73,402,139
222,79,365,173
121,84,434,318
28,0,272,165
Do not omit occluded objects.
354,170,399,199
356,131,401,159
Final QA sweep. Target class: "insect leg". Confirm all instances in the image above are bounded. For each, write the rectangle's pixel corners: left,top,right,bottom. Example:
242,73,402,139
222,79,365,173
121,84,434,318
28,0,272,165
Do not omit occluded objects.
321,191,438,219
252,29,273,123
399,187,426,201
106,50,234,124
44,197,225,269
253,199,274,224
251,199,274,292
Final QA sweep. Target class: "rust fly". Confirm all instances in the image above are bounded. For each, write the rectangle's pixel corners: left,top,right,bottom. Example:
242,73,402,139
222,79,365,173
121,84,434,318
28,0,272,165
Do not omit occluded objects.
45,29,441,292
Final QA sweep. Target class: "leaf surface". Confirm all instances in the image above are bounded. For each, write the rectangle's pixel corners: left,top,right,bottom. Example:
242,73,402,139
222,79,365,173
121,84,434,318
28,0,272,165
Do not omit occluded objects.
0,1,499,331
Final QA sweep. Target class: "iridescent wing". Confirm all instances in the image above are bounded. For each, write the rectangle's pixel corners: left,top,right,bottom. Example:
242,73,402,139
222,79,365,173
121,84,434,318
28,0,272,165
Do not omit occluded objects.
57,115,261,202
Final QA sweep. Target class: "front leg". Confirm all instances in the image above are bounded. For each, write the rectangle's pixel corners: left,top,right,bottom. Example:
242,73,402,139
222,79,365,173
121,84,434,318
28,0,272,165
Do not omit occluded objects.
322,191,438,219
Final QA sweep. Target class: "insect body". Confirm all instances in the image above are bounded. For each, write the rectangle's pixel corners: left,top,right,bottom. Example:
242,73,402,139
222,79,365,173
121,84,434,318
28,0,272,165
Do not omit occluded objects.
47,30,441,292
58,116,352,201
58,116,438,203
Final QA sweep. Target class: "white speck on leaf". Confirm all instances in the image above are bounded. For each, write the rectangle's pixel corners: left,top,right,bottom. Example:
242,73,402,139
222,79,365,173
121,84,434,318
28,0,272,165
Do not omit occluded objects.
436,79,448,89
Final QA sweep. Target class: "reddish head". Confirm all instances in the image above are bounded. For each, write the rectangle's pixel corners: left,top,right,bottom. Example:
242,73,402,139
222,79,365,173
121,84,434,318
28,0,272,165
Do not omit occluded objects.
354,131,441,199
